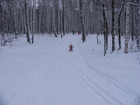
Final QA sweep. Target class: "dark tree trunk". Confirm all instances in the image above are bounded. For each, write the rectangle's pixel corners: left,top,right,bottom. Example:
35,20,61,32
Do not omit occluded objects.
135,0,140,49
25,0,30,43
112,0,115,52
102,4,108,56
124,0,130,54
32,3,35,44
118,0,125,50
79,0,86,42
62,0,65,36
131,5,134,41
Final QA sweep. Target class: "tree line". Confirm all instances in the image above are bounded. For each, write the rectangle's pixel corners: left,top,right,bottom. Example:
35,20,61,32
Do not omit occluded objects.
0,0,140,54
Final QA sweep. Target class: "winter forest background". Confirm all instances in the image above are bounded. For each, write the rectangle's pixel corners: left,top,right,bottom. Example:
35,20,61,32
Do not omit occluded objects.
0,0,140,105
0,0,140,54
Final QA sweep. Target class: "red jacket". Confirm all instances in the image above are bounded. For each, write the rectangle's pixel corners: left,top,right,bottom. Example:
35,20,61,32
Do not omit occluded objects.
69,45,74,49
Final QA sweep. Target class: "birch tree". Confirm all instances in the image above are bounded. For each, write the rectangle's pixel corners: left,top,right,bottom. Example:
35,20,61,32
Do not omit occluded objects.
79,0,86,42
112,0,115,52
118,0,125,50
50,0,57,37
59,0,63,38
102,3,108,56
31,0,36,44
135,0,140,49
62,0,65,35
124,0,130,54
25,0,30,43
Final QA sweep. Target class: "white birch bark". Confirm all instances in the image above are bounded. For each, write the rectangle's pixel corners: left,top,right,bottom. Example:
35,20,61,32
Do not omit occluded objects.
79,0,86,42
124,0,130,54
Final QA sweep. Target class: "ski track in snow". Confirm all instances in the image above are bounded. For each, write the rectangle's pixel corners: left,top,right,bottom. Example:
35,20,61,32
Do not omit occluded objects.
69,37,128,105
0,35,139,105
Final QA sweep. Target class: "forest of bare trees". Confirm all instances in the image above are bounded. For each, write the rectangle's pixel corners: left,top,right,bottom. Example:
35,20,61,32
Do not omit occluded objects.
0,0,140,54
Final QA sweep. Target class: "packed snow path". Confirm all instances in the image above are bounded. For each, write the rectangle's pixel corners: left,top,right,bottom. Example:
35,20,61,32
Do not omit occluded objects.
0,35,139,105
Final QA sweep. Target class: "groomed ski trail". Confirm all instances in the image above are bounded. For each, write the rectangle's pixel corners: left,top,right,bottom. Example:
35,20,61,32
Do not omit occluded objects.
0,34,139,105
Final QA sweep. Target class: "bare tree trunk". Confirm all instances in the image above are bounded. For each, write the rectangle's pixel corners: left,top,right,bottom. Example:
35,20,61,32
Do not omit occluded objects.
50,0,57,37
60,9,63,38
118,0,125,50
25,0,30,43
13,1,18,37
112,0,115,52
124,0,130,54
1,9,6,45
62,0,65,36
32,1,36,44
131,5,134,41
79,0,86,42
38,0,43,34
135,0,140,49
102,4,108,56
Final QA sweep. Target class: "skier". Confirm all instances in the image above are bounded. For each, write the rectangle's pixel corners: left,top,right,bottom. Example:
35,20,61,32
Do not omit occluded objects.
73,30,75,35
69,44,74,52
78,31,81,35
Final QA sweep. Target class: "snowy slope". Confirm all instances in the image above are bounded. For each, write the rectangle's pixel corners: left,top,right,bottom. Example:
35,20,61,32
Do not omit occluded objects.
0,34,140,105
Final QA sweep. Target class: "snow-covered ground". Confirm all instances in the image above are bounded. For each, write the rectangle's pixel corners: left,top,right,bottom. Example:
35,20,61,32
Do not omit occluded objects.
0,34,140,105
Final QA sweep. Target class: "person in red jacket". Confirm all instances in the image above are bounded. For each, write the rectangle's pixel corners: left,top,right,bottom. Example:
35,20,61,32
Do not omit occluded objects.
69,44,74,51
78,31,81,35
